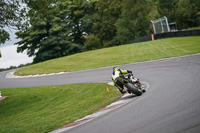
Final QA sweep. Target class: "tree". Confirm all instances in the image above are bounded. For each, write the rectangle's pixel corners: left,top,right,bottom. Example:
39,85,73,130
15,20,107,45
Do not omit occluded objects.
84,34,101,50
155,0,200,29
84,0,122,49
15,0,56,63
176,0,200,29
116,0,151,44
0,0,26,45
156,0,179,22
70,0,96,46
15,0,84,63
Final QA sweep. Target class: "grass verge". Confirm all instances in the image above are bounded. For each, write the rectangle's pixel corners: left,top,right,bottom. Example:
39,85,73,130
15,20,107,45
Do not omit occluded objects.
0,83,121,133
15,36,200,76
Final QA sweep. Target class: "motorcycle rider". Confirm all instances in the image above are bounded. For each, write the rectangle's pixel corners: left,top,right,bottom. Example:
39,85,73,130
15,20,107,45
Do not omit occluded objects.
112,66,133,94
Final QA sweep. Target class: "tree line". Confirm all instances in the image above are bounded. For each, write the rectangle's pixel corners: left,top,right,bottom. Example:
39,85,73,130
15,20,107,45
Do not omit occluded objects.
1,0,200,63
0,63,32,72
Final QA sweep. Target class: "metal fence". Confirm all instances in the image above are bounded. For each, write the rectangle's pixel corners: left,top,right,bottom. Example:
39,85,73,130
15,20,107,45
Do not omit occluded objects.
128,29,200,44
151,16,170,34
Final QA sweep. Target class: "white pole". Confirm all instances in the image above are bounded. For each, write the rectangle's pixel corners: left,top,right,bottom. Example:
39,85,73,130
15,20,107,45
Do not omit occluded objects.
164,16,170,32
151,20,156,34
0,91,2,99
160,18,164,33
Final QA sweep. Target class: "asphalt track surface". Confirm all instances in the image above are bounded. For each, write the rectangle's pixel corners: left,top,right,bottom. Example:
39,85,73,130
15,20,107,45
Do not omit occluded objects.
1,54,200,133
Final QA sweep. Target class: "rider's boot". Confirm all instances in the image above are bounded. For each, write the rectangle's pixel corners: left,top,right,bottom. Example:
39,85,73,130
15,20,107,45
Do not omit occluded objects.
140,87,146,93
120,89,126,94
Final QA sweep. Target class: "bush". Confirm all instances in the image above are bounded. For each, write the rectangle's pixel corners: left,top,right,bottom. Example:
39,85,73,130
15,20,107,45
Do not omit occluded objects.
84,35,101,50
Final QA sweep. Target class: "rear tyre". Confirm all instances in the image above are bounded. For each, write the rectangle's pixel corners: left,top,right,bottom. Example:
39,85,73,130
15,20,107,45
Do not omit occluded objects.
125,83,142,96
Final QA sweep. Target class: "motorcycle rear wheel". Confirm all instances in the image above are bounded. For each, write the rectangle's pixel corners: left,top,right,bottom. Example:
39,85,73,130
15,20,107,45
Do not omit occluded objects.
125,83,142,96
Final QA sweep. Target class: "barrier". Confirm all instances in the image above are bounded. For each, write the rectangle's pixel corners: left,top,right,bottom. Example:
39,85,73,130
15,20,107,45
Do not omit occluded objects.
128,35,152,44
154,29,200,40
128,29,200,44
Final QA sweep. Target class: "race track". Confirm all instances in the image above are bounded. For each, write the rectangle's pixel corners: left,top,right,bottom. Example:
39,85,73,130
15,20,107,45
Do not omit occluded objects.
0,54,200,133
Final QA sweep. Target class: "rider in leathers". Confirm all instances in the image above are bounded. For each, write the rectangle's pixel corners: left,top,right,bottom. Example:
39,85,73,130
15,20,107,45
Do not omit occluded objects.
112,67,133,94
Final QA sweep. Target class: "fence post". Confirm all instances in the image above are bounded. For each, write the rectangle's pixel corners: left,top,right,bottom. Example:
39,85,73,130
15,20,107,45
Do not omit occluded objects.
0,91,2,99
151,34,154,41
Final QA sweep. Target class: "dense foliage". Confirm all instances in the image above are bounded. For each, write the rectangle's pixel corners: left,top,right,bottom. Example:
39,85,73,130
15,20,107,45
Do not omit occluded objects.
2,0,199,63
0,0,27,45
0,0,27,57
156,0,200,28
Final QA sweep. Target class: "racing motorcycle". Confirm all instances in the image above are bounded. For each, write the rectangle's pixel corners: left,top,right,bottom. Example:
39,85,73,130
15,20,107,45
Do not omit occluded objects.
116,73,145,96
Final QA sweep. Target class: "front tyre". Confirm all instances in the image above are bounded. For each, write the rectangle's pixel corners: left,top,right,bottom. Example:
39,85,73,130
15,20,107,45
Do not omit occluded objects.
125,83,142,96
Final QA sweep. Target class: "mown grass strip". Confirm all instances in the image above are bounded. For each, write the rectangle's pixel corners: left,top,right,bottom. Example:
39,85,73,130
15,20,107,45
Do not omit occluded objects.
0,83,121,133
15,36,200,76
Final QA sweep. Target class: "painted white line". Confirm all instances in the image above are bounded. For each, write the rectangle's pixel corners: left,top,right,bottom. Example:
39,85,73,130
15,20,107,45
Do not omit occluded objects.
31,74,39,77
57,72,65,75
6,71,69,79
46,73,55,76
107,100,126,107
39,74,47,76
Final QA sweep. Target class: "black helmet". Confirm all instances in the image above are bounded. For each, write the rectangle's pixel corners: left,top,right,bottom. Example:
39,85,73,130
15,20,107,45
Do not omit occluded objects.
113,66,120,70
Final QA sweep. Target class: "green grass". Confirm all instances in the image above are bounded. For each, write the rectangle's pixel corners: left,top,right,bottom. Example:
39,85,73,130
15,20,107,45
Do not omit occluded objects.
0,83,121,133
15,36,200,76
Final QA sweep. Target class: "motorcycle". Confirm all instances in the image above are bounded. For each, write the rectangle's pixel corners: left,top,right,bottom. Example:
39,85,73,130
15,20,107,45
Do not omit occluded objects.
116,73,145,96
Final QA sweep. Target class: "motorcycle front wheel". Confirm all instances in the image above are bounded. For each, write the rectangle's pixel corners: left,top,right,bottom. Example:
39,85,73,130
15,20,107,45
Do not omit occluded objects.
125,83,142,96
